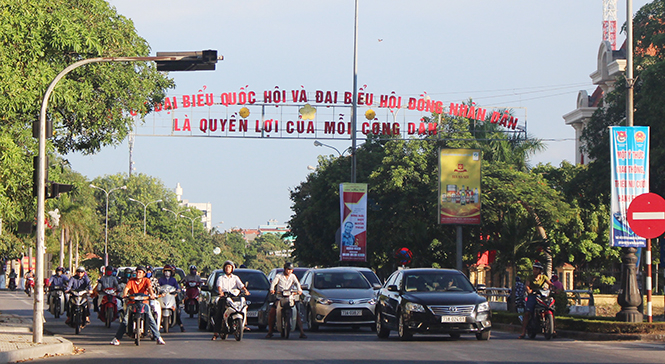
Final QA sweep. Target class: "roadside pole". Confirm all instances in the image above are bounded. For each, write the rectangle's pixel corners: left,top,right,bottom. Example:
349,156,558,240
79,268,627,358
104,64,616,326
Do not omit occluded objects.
33,51,220,343
646,238,652,322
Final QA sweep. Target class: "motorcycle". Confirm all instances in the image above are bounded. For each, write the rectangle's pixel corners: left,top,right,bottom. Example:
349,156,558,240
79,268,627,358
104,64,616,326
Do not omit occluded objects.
526,289,556,340
67,289,90,334
8,277,17,291
48,285,67,319
213,290,248,341
275,290,299,339
126,293,152,346
98,287,119,328
183,280,202,318
25,277,35,297
157,284,178,333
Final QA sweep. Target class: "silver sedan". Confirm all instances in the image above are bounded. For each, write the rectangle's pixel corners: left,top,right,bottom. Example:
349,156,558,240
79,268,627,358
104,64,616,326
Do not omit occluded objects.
300,268,378,331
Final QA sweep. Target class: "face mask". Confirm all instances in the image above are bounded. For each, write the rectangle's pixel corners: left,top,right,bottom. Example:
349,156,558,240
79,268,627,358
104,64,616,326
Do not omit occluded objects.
146,272,152,278
164,271,171,278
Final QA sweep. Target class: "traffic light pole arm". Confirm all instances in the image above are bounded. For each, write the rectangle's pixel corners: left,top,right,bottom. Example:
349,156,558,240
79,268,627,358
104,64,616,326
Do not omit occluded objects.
34,54,203,344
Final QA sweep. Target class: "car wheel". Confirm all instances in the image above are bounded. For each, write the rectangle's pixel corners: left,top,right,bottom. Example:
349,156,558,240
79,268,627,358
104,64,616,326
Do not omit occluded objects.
376,311,390,339
476,329,491,341
308,308,319,332
397,312,412,341
449,333,461,340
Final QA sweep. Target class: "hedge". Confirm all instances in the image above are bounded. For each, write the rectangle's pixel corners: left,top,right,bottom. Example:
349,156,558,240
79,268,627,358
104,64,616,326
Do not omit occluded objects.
492,311,665,334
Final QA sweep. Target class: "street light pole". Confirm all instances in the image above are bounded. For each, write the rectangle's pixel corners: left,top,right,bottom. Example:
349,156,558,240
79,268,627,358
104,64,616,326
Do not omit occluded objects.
180,214,195,237
90,184,126,267
128,198,162,235
314,140,348,157
33,50,220,344
351,0,359,184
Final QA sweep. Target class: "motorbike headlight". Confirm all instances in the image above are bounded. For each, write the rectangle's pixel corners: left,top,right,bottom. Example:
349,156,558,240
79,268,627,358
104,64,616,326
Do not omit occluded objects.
316,297,333,305
477,302,490,312
405,302,425,313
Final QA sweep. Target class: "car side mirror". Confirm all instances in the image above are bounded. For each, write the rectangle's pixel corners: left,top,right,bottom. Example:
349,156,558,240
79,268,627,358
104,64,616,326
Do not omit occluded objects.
476,284,486,291
200,285,210,292
387,285,399,292
372,283,382,290
301,284,309,291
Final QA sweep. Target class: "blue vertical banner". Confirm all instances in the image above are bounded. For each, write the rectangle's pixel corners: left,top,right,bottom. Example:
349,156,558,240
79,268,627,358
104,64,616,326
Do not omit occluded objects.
610,126,649,247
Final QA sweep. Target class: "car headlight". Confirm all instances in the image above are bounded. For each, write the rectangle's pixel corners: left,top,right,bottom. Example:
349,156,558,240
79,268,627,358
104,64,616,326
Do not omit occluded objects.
316,297,333,305
368,298,376,306
405,302,425,313
477,302,490,312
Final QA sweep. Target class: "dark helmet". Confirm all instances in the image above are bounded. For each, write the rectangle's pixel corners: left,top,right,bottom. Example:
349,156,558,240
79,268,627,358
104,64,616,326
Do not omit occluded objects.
124,267,133,277
136,265,147,273
551,274,559,282
189,265,197,272
532,262,544,270
56,266,65,273
146,265,153,272
239,264,247,269
515,276,521,283
283,262,294,270
222,260,235,273
105,265,114,276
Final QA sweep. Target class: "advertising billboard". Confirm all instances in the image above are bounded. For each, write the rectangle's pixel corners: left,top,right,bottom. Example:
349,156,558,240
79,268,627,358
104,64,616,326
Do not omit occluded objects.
339,183,368,262
439,149,481,225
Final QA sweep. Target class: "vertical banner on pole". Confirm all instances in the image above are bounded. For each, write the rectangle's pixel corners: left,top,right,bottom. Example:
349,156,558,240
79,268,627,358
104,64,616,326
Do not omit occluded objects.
610,126,649,247
438,149,481,225
339,183,367,262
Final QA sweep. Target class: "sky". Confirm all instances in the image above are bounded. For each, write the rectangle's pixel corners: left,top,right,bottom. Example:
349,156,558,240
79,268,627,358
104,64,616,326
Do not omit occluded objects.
64,0,651,231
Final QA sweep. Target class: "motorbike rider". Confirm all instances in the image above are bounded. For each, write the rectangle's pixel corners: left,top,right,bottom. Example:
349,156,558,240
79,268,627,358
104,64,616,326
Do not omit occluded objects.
519,262,553,339
8,269,17,289
266,262,307,339
93,265,120,312
48,267,70,309
182,265,204,285
65,266,92,324
157,264,185,332
110,265,165,346
211,261,250,340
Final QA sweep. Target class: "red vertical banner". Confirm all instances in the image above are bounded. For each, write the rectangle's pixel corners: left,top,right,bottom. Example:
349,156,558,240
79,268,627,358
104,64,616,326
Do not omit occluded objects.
339,183,368,262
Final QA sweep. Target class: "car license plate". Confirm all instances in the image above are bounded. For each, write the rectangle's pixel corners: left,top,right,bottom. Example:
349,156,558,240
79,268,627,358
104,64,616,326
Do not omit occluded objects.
441,316,466,323
341,310,362,316
246,310,258,317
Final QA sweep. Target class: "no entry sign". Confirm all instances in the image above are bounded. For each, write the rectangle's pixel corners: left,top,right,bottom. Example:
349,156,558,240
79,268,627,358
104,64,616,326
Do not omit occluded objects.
627,193,665,239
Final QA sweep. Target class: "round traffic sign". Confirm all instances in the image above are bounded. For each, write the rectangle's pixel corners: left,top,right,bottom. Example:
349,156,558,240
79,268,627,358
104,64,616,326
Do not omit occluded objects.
627,193,665,239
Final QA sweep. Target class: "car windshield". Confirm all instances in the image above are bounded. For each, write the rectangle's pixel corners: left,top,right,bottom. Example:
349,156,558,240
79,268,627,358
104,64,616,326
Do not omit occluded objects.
403,272,474,292
313,271,371,289
235,271,270,290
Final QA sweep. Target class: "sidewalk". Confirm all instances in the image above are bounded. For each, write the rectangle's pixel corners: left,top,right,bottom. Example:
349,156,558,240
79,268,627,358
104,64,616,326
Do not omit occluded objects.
0,291,73,363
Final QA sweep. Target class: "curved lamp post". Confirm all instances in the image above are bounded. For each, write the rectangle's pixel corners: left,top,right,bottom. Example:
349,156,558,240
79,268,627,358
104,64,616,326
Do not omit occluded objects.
180,214,195,237
128,198,162,235
314,140,350,157
89,184,127,267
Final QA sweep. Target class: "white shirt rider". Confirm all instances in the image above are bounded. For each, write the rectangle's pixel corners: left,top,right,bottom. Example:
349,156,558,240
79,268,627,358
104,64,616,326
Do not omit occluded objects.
270,272,302,294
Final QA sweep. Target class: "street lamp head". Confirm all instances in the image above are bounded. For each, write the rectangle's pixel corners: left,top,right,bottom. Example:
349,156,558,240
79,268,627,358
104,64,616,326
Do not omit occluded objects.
314,140,322,147
155,199,163,203
89,184,96,188
128,197,137,202
120,186,127,190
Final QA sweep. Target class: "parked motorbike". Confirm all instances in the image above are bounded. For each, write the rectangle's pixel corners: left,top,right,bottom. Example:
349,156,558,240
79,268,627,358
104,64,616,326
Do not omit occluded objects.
526,289,555,340
48,286,67,319
25,277,35,297
126,293,152,346
67,289,90,334
276,290,299,339
183,280,202,318
8,277,17,291
214,290,249,341
99,287,119,328
157,284,178,333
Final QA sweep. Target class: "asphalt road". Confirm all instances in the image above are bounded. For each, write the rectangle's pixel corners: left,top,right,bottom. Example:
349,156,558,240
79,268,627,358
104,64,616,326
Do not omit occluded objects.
3,290,664,364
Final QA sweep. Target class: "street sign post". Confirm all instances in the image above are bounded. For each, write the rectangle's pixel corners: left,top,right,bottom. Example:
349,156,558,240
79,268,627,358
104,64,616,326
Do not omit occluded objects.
627,192,665,323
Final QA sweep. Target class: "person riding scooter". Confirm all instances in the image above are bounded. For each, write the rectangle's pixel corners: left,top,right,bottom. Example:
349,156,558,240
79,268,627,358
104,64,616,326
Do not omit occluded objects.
157,264,185,332
211,261,250,340
66,266,92,325
48,267,69,314
110,265,165,346
94,265,120,312
182,265,204,317
266,262,307,339
8,269,17,290
519,262,553,339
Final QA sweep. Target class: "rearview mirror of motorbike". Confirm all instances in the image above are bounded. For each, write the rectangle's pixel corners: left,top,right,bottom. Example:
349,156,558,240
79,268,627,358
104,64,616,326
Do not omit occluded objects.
200,285,210,292
387,285,399,292
301,284,309,291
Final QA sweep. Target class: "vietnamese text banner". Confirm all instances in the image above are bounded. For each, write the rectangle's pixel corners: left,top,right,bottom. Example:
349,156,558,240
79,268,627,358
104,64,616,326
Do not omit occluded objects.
339,183,368,262
439,149,481,225
610,126,649,248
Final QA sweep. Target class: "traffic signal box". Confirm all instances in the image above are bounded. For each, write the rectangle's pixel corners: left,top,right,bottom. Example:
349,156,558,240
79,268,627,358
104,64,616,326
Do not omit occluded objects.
32,119,73,199
155,50,220,71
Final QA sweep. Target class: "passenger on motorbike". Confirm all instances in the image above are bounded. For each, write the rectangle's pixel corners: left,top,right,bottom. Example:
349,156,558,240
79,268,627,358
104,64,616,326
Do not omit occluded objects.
93,265,120,312
265,262,307,339
65,267,92,324
24,270,34,295
110,265,165,346
519,262,553,339
211,261,250,340
157,264,185,332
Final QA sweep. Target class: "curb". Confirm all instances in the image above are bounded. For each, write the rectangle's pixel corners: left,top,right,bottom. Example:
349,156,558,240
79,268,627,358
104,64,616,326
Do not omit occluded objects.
0,337,73,364
494,323,665,341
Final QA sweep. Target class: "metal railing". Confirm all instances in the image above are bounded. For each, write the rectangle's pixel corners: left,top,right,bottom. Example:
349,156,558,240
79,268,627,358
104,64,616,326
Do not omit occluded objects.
565,289,595,306
478,287,511,302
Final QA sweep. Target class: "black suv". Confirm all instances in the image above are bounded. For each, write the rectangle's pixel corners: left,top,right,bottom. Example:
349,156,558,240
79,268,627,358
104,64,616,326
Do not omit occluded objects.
375,268,491,340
